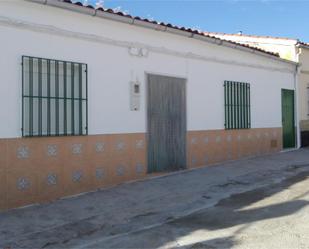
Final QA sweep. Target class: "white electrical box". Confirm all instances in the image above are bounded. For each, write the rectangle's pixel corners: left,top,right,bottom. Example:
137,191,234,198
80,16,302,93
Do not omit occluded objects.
130,81,141,111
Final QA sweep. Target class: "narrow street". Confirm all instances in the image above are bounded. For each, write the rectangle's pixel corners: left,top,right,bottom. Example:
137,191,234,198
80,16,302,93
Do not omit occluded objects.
1,149,309,249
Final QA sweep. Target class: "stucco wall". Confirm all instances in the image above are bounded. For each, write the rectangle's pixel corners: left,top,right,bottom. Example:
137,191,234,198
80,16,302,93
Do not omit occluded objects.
208,34,298,62
0,0,296,139
299,47,309,125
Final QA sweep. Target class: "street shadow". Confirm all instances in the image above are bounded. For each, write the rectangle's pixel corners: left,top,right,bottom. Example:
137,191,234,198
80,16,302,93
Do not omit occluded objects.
164,170,309,249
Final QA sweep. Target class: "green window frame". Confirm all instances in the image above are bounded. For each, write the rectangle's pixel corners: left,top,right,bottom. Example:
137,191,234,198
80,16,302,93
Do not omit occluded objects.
22,56,88,137
224,81,251,129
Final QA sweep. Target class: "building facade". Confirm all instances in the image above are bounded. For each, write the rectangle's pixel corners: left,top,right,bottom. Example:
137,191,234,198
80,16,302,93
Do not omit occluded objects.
205,32,309,146
0,0,298,211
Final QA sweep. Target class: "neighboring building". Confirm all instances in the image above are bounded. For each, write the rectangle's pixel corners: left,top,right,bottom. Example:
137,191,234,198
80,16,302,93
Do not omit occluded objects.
205,32,309,147
0,0,298,211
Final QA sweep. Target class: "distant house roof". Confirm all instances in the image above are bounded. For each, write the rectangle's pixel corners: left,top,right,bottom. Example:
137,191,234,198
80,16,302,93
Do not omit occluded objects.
298,41,309,48
203,31,299,42
27,0,290,61
205,32,309,49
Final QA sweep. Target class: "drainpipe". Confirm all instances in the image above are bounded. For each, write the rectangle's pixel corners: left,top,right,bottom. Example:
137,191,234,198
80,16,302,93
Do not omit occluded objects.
294,63,301,149
294,43,301,149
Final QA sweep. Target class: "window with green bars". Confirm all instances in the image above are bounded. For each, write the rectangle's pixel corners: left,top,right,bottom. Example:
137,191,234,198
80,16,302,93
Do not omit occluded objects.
22,56,88,137
224,81,251,129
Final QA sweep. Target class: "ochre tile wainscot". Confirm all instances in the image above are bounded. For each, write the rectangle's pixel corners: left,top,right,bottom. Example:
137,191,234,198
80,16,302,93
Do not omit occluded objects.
0,128,282,211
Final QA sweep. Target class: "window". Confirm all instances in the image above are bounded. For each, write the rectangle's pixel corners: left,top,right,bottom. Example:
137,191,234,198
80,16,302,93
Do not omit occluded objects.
224,81,251,129
22,56,88,137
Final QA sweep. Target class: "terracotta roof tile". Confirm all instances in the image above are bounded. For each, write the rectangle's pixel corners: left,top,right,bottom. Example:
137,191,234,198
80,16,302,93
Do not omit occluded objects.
298,41,309,47
57,0,280,57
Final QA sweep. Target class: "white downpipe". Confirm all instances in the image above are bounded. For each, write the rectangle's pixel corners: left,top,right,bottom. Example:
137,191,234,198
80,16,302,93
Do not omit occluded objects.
295,64,301,149
294,45,301,149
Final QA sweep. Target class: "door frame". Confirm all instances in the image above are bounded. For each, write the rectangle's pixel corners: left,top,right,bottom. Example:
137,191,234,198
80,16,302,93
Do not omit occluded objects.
281,89,296,149
145,72,188,173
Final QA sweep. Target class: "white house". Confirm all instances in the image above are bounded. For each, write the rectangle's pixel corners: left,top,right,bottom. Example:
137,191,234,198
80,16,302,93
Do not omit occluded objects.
0,0,299,211
204,32,309,147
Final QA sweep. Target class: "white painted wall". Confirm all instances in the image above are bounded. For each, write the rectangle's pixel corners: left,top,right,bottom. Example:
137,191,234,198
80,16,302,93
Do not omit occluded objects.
298,47,309,123
206,33,298,61
0,0,296,138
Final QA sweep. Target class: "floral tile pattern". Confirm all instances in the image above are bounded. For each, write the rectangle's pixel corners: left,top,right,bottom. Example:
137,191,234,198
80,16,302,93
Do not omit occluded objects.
116,165,126,176
47,173,58,186
72,170,83,182
116,141,125,151
17,177,30,191
0,129,282,211
191,137,198,145
72,144,83,155
95,142,105,153
17,146,30,159
47,145,58,157
95,168,104,180
135,140,144,149
204,137,209,144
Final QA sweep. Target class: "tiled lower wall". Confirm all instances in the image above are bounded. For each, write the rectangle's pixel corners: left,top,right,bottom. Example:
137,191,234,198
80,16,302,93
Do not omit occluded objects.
187,128,282,168
0,128,281,211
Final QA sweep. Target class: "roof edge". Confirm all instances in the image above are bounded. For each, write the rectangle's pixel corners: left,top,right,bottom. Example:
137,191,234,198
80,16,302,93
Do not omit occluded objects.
297,42,309,49
24,0,298,67
204,31,299,43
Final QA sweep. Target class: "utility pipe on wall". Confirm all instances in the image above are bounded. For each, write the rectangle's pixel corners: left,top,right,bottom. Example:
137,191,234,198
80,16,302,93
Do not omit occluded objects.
295,46,302,148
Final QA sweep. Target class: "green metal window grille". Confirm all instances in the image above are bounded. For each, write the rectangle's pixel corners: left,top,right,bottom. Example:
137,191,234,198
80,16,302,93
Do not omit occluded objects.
224,81,251,129
22,56,88,137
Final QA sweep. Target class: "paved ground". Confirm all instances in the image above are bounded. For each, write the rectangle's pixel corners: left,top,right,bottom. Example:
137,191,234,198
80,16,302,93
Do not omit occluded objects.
1,148,309,249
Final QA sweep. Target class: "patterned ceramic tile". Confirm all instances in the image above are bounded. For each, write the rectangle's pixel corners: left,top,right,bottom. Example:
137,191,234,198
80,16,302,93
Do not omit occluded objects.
136,140,144,149
247,134,252,140
216,136,221,143
227,135,232,142
191,156,197,166
191,137,198,145
203,137,209,144
46,173,58,186
47,145,58,157
95,142,105,153
136,163,144,174
72,170,83,182
116,165,126,176
237,135,242,141
116,141,126,151
72,144,83,155
95,168,104,180
17,146,30,159
17,177,30,191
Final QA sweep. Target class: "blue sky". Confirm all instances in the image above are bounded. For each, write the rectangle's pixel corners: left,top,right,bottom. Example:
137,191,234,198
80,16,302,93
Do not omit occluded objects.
83,0,309,42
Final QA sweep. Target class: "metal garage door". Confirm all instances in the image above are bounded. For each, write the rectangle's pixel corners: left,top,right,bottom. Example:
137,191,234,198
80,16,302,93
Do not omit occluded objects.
147,74,187,173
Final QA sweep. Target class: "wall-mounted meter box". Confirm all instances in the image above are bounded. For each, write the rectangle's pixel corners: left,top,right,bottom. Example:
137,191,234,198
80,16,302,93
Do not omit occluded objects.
130,81,141,111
